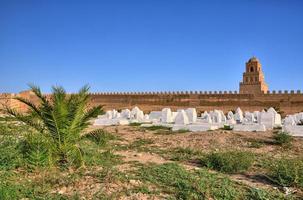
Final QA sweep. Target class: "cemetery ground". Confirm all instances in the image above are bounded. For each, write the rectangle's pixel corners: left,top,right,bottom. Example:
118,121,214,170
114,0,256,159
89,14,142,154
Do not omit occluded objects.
1,121,303,200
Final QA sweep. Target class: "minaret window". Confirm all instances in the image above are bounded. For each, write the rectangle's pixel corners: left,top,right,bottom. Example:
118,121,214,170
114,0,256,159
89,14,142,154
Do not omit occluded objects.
250,67,254,72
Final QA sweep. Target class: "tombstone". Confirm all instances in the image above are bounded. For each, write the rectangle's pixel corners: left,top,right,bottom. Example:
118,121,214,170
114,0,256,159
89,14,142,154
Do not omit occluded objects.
294,113,303,124
227,118,236,125
172,112,178,121
121,109,131,119
144,114,150,120
267,107,282,127
283,125,303,137
219,110,227,122
253,111,260,123
233,124,266,132
149,111,162,121
201,111,208,119
161,108,173,123
185,108,197,123
234,108,244,123
204,113,212,123
174,110,189,125
105,110,113,119
211,110,222,123
284,116,296,126
131,106,141,117
117,119,129,125
136,110,144,121
236,107,243,115
112,109,118,118
131,107,144,121
259,111,275,129
244,112,255,123
227,111,234,120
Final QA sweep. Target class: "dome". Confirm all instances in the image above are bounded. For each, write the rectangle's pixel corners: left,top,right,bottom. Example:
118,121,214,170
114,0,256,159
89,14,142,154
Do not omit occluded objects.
248,56,259,62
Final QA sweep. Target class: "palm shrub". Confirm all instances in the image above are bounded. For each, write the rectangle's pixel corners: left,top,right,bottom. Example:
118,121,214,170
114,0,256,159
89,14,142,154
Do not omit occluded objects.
4,85,103,167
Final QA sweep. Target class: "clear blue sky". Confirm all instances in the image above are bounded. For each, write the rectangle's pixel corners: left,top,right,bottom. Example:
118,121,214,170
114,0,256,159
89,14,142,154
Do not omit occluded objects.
0,0,302,93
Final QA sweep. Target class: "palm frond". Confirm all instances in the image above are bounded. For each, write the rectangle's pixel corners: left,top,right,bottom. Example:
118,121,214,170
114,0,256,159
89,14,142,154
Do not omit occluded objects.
4,106,44,132
14,96,42,117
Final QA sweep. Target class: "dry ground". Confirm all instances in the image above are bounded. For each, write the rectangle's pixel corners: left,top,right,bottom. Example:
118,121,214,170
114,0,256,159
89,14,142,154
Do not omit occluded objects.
3,124,303,199
84,125,303,199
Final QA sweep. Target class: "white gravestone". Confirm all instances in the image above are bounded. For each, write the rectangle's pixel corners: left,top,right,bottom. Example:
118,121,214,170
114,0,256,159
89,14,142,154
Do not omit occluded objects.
174,110,189,125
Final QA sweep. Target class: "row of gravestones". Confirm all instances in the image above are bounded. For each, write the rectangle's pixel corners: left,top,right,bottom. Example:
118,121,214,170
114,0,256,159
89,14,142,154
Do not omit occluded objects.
283,112,303,136
94,106,301,134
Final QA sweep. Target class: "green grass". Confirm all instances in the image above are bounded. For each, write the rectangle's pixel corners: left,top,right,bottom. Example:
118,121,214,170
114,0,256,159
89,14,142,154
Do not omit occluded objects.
247,138,265,148
127,138,154,152
267,157,303,188
137,163,294,200
129,122,143,126
168,147,202,162
133,162,292,200
83,129,117,147
245,188,291,200
222,124,233,131
153,127,189,135
142,125,172,131
273,131,293,147
0,135,23,170
201,150,255,173
136,162,243,199
174,128,190,133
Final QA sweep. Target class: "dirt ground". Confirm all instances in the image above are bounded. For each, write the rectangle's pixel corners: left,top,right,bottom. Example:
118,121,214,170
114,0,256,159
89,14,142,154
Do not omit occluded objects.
98,125,303,195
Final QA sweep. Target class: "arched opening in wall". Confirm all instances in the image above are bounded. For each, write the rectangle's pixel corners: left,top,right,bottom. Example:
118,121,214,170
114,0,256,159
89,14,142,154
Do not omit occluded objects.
250,67,254,72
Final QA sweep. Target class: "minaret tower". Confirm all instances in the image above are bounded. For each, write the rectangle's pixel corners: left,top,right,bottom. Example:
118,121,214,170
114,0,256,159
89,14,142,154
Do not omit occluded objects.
239,57,268,94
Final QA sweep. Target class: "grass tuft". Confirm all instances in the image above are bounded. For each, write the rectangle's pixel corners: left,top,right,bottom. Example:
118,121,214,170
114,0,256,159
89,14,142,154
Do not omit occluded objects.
273,131,293,147
83,129,116,146
267,157,303,188
201,150,255,173
143,125,172,131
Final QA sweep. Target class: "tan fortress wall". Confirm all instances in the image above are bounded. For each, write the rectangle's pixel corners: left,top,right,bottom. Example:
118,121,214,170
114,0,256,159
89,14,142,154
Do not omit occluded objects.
1,90,303,117
89,91,303,116
1,58,302,116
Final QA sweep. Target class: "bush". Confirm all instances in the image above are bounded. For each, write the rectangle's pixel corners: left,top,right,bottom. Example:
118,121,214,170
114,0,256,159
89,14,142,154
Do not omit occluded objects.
273,132,293,147
18,133,50,168
202,150,255,173
4,85,103,168
267,158,303,188
223,124,233,130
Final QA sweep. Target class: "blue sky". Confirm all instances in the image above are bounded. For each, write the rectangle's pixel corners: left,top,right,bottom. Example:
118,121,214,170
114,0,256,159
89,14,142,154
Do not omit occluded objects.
0,0,302,93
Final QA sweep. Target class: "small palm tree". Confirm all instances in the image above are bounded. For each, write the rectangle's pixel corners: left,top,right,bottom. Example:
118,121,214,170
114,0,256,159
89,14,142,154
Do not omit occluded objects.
4,85,103,167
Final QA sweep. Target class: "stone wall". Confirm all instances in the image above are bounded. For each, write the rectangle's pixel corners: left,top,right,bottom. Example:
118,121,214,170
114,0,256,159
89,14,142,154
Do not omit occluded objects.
2,90,303,117
89,90,303,116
